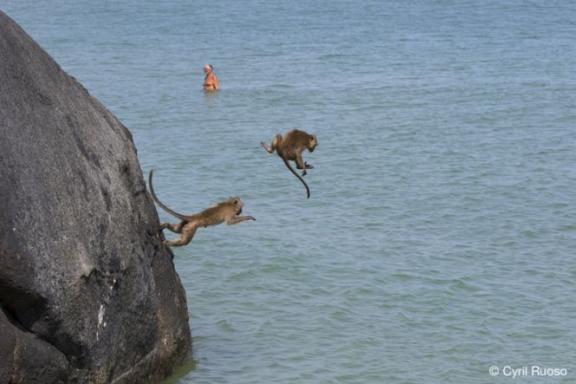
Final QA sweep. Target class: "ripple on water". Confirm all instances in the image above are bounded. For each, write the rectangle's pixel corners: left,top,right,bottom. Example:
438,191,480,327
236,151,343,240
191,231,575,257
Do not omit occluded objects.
4,1,575,383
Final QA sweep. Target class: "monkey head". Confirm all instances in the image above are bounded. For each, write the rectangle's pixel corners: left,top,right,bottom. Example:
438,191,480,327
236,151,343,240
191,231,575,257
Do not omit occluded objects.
227,196,244,215
308,134,318,152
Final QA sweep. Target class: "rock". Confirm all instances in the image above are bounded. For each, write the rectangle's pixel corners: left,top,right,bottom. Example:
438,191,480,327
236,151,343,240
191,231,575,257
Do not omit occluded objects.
0,11,191,383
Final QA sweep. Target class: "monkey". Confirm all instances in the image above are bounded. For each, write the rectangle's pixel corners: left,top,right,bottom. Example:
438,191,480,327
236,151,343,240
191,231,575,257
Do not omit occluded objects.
261,129,318,198
148,169,255,247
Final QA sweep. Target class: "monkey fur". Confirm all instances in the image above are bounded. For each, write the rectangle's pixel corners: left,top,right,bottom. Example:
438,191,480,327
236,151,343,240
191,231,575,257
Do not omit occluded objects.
148,170,256,247
261,129,318,198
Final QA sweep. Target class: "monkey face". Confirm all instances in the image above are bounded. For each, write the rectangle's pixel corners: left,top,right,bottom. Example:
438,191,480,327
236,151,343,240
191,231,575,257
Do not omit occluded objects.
308,135,318,152
230,197,244,215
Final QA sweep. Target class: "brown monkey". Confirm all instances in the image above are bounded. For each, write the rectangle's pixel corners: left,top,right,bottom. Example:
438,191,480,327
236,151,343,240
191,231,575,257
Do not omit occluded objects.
261,129,318,198
148,170,255,247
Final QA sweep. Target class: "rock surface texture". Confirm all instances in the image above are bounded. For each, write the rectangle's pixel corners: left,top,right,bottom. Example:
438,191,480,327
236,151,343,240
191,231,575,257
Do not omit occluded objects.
0,11,191,383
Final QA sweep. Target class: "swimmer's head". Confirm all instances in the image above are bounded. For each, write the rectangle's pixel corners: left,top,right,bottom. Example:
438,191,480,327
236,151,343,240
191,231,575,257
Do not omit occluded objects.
204,64,214,73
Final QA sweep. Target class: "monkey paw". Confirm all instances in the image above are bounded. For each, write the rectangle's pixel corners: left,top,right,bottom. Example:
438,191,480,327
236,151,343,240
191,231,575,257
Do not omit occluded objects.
305,162,314,169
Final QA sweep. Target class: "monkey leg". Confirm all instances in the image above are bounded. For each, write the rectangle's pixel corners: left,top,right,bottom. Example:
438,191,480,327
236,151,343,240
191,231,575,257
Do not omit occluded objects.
260,142,274,154
160,222,184,233
227,215,256,225
164,225,197,247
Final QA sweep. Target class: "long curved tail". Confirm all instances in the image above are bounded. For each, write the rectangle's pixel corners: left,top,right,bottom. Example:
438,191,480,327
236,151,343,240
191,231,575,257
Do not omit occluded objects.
148,169,190,220
281,157,311,199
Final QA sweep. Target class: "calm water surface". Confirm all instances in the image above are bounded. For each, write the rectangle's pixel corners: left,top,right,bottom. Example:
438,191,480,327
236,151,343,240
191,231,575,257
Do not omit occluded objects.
4,1,576,383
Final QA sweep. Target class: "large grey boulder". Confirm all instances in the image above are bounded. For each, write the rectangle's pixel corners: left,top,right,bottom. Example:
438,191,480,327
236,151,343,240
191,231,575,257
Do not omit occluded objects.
0,11,191,383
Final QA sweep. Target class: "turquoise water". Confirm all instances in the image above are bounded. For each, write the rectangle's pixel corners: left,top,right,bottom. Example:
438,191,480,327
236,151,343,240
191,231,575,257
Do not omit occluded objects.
4,1,576,383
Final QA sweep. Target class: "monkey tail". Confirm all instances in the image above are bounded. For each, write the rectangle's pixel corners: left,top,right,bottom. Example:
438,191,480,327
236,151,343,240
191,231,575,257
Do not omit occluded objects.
148,169,190,221
281,157,311,199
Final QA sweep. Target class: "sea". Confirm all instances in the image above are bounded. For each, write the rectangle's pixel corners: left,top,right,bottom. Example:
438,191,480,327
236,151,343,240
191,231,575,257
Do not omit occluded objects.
3,1,576,383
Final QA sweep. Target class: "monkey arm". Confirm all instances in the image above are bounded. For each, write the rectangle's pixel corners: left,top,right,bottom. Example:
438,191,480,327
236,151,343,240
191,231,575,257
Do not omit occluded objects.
227,215,256,225
295,153,309,176
295,153,306,169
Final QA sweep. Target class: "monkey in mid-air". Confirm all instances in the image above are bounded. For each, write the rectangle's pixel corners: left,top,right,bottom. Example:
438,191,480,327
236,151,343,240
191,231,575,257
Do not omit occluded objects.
148,170,255,247
261,129,318,198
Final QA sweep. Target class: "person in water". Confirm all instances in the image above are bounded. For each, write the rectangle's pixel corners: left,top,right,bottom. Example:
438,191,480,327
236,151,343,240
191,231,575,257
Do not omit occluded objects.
203,64,219,91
